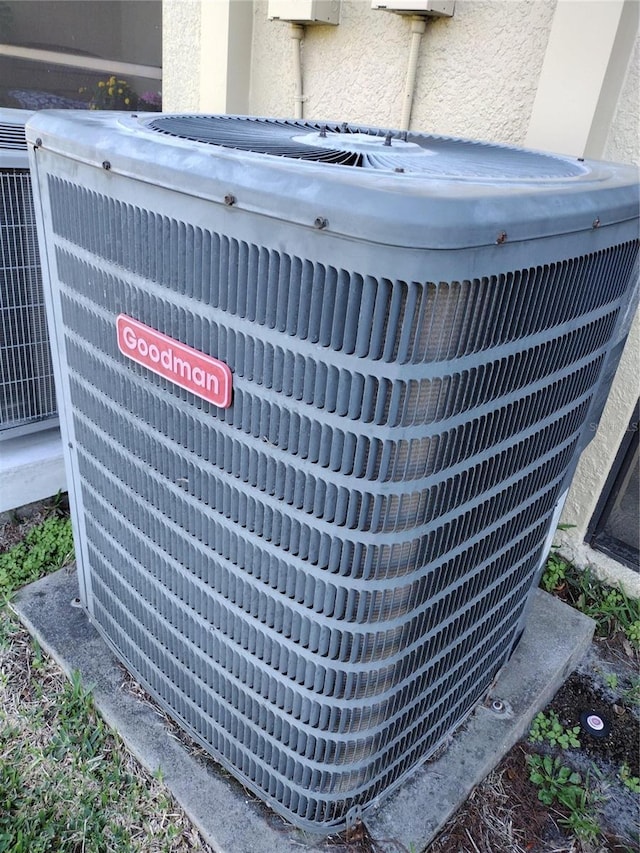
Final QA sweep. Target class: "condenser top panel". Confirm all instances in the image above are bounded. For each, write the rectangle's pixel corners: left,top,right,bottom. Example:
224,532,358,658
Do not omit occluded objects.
26,112,639,250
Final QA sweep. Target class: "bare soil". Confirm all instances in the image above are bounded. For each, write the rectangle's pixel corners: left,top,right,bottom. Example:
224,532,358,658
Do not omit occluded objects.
0,501,53,551
428,634,639,853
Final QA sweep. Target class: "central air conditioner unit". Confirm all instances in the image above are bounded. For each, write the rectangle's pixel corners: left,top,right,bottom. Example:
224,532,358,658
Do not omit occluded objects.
27,112,639,833
0,108,57,439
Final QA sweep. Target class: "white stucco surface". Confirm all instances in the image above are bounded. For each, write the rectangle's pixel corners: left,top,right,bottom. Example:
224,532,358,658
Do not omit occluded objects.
163,0,201,112
249,0,556,143
408,0,556,143
603,32,640,165
558,29,639,575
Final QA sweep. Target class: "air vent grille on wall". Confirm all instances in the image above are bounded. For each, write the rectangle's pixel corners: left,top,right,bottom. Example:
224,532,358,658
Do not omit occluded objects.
26,112,639,833
0,108,57,439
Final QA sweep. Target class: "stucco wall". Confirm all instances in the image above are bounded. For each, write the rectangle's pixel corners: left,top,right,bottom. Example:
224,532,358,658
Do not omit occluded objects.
603,32,640,165
249,0,556,143
558,28,639,568
163,0,201,111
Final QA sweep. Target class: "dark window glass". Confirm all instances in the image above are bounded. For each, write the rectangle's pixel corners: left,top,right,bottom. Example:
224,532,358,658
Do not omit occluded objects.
588,403,640,571
0,1,161,111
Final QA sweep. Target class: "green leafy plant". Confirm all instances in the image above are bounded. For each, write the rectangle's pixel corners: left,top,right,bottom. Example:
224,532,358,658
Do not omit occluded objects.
626,619,640,646
574,572,639,641
600,671,640,706
604,672,618,690
527,754,601,843
619,763,640,793
528,710,581,749
527,753,583,806
541,553,570,593
541,525,576,592
541,558,640,644
0,515,73,598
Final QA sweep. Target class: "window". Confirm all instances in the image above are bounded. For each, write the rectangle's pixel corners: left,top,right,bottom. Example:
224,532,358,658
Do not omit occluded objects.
0,1,161,111
587,402,639,571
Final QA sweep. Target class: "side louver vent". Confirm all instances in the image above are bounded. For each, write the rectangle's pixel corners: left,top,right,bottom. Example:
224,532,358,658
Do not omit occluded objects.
27,112,640,833
0,108,57,439
0,117,27,150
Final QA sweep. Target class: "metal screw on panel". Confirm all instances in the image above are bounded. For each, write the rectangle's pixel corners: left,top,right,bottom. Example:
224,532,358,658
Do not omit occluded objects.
224,194,236,206
34,137,42,148
102,161,111,170
496,230,508,244
314,217,328,230
592,218,601,229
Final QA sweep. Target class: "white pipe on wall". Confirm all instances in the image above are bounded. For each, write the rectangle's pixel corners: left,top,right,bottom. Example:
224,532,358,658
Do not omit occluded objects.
400,16,427,132
290,23,305,120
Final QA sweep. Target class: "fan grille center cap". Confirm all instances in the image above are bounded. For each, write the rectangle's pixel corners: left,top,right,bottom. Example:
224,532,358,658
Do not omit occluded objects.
291,130,433,154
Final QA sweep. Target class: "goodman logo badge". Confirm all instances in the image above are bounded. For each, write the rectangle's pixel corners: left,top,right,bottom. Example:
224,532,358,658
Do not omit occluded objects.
117,315,232,408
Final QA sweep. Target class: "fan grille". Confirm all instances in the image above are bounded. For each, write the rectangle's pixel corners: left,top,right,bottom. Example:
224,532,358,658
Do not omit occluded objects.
145,116,586,179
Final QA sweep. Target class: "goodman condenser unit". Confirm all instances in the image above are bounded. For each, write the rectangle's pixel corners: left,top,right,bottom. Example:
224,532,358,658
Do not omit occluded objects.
27,113,639,832
0,108,57,439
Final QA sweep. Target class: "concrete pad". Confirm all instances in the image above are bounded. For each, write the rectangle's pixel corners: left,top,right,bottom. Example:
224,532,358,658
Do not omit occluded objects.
12,567,595,853
0,427,66,513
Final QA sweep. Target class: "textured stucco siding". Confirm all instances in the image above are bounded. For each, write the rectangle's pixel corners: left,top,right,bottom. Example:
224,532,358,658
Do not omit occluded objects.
603,32,640,165
559,28,639,572
249,0,556,144
163,0,201,112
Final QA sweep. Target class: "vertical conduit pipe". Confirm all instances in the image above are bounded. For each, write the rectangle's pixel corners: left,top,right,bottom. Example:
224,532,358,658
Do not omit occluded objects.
400,15,427,131
290,23,305,120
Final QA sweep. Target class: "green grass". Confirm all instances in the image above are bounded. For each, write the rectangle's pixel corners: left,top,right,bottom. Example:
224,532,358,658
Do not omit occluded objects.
0,508,212,852
0,610,209,853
